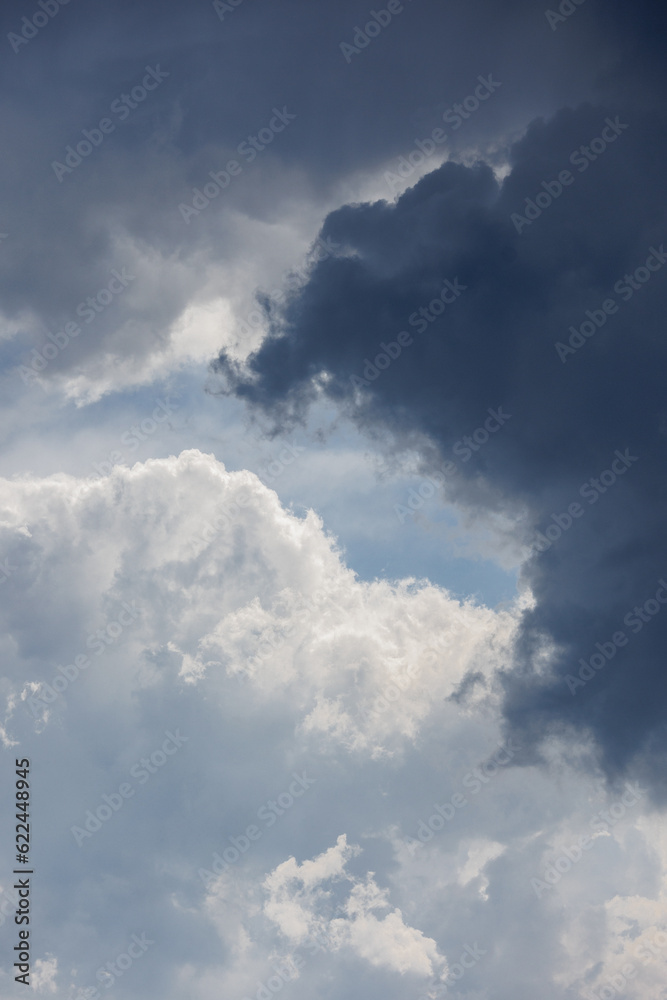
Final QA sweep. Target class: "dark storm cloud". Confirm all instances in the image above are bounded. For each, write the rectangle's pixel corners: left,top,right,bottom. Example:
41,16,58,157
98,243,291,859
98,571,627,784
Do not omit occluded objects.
0,0,629,382
213,94,667,796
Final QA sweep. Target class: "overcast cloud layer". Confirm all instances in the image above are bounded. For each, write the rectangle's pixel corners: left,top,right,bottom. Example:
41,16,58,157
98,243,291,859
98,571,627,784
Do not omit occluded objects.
1,1,666,999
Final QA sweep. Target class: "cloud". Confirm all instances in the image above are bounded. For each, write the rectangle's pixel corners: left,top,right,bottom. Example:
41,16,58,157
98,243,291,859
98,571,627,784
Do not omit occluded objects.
0,0,654,401
0,449,515,756
263,834,447,979
0,450,665,999
31,955,58,994
213,97,667,798
3,1,667,998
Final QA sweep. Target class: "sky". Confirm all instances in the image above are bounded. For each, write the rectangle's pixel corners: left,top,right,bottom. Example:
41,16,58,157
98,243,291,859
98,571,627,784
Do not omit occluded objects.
1,1,666,998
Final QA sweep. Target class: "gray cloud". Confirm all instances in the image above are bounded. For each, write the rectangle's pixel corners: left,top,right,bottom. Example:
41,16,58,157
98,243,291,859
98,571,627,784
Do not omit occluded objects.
213,96,667,797
0,0,642,399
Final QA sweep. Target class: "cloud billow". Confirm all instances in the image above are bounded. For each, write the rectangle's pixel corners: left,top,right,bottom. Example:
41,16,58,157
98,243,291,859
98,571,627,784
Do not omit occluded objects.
213,101,667,797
